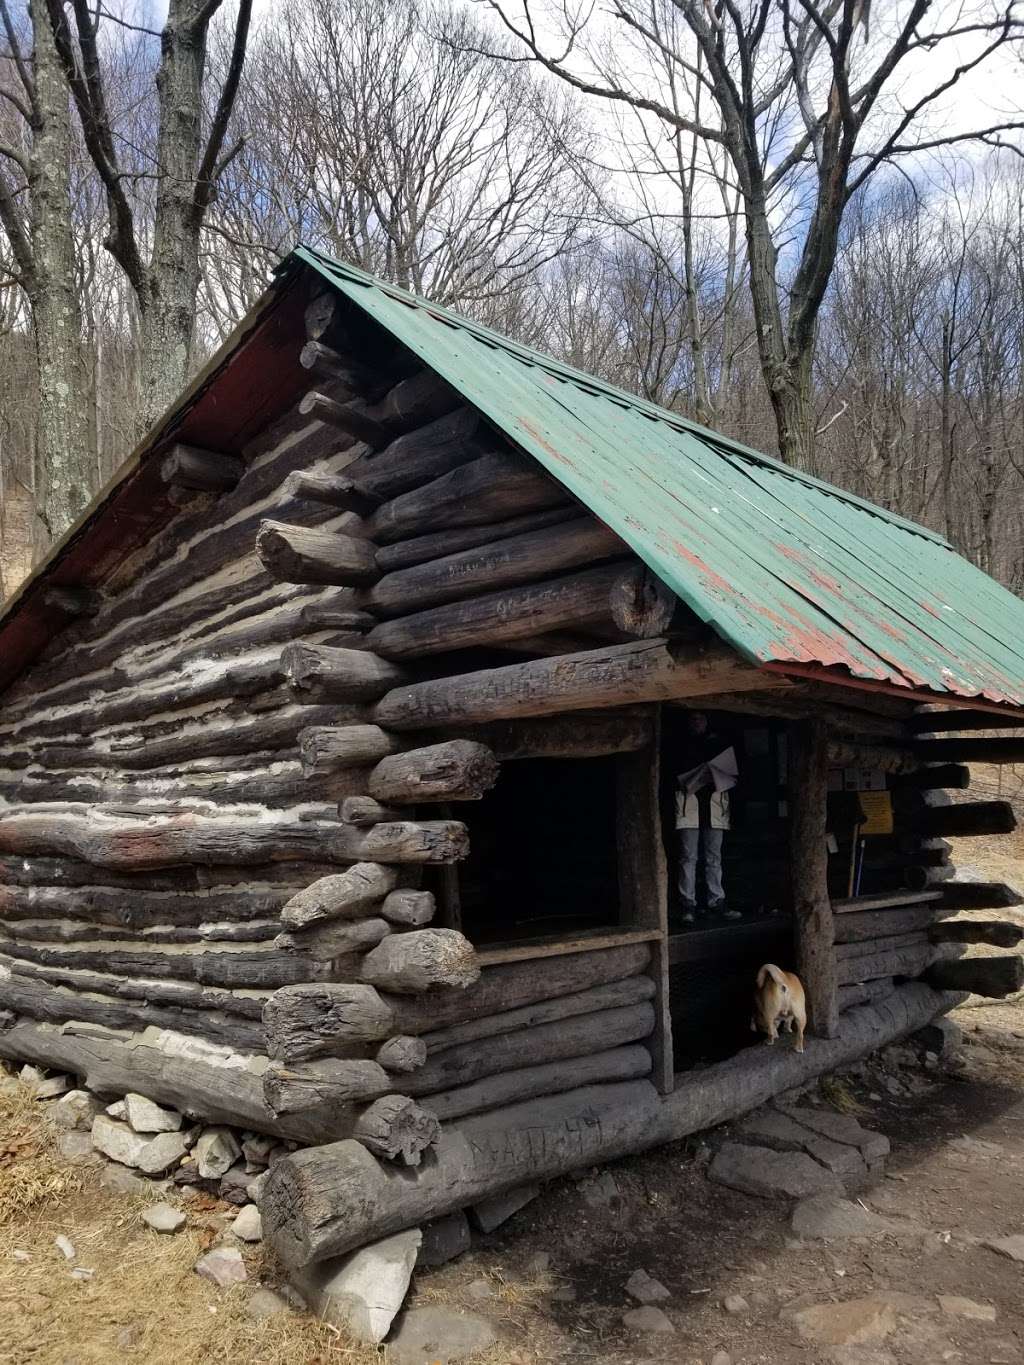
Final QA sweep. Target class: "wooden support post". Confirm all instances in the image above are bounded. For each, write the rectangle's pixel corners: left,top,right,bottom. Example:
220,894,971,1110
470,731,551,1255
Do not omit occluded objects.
615,709,673,1092
789,721,839,1038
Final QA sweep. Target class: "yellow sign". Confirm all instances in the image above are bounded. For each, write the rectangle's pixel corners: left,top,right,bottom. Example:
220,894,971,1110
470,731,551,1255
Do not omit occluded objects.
858,790,893,835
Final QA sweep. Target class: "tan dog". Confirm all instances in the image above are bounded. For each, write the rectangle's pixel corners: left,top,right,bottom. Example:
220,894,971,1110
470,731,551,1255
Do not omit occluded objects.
751,963,806,1053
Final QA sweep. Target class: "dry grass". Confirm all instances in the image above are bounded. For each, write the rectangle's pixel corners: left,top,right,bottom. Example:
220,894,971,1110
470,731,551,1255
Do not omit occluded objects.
0,1082,381,1365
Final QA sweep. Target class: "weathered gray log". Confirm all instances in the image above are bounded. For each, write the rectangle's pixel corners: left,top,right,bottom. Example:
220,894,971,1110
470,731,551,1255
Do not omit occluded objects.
261,983,959,1266
837,977,896,1012
836,943,936,984
909,708,1024,733
914,736,1024,763
404,1001,655,1096
264,1058,392,1113
304,293,343,343
792,722,838,1036
918,801,1020,836
366,564,624,659
160,443,243,491
284,644,407,702
892,764,971,790
835,931,929,960
925,955,1024,996
282,470,379,517
341,797,401,827
834,906,942,943
264,984,396,1063
361,928,479,994
0,968,264,1051
366,451,569,544
362,517,622,617
825,740,918,773
0,881,298,931
351,1094,440,1165
371,369,459,431
609,564,682,638
381,890,436,926
0,1019,361,1143
940,881,1023,910
454,711,654,761
374,506,576,573
0,811,465,869
299,338,374,395
422,974,655,1053
299,391,389,446
375,1035,427,1073
376,639,783,730
299,600,376,633
368,741,499,804
280,864,399,931
423,1044,652,1121
343,407,489,502
257,521,379,587
278,916,391,962
0,957,265,1018
299,722,403,776
0,939,327,990
929,920,1023,947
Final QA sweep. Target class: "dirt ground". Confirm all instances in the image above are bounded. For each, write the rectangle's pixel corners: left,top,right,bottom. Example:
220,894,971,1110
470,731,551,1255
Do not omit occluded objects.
2,771,1023,1365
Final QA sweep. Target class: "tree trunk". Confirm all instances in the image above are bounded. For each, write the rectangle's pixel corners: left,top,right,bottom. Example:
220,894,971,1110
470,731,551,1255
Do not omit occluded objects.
27,0,91,544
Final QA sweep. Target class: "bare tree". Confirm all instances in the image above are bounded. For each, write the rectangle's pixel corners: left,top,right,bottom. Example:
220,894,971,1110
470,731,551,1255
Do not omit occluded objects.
0,0,90,543
43,0,252,431
481,0,1024,469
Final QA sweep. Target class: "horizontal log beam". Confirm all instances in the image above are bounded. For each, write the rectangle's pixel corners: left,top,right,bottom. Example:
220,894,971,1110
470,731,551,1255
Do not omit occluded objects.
450,710,655,760
341,797,401,827
825,740,918,772
368,369,459,431
930,920,1023,947
299,391,389,446
939,881,1024,910
833,906,943,943
838,977,896,1012
914,737,1024,764
836,942,937,984
262,983,959,1265
375,639,786,730
343,407,489,502
374,506,576,574
298,338,375,396
925,955,1024,997
366,563,624,659
368,741,499,804
910,708,1024,733
404,1001,655,1097
277,914,391,962
424,1044,652,1122
918,801,1018,838
362,517,622,618
264,1058,391,1113
160,443,243,492
892,764,971,790
257,521,379,587
835,931,929,960
284,644,407,701
0,812,467,869
282,470,379,517
366,452,568,544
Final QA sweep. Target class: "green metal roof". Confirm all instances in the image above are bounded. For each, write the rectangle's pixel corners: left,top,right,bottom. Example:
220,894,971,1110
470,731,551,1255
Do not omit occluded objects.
289,245,1024,708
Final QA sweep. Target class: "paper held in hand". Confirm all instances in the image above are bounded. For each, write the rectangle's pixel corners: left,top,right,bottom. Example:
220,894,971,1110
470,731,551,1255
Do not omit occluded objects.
677,745,738,796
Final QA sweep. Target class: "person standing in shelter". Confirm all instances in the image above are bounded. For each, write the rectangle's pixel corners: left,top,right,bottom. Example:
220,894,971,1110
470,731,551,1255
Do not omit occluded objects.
675,711,740,923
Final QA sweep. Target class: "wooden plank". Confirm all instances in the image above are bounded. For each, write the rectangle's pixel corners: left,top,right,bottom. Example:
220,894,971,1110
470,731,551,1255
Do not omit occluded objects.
615,711,673,1093
474,927,662,967
832,890,943,914
789,720,839,1038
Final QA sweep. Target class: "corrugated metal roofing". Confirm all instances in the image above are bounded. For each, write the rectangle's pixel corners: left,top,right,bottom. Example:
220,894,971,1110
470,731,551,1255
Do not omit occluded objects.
291,245,1024,708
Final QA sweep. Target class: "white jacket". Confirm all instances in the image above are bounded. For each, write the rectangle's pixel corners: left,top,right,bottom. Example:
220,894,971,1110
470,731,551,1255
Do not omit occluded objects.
676,786,731,831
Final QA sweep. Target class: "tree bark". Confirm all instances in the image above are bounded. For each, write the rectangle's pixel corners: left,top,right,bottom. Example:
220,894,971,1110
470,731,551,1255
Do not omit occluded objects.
789,721,838,1037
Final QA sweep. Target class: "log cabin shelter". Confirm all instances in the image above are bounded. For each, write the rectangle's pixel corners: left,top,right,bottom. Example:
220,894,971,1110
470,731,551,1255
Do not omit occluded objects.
1,245,1023,1268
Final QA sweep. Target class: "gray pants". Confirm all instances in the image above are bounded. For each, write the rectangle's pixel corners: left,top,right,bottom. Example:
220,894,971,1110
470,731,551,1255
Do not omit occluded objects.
678,827,725,906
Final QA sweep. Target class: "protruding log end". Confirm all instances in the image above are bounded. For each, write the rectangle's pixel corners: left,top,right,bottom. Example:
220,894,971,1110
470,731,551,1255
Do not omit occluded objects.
610,564,679,638
299,390,389,446
279,863,399,931
340,796,402,827
282,469,380,517
352,1094,440,1166
42,586,105,618
361,927,480,994
375,1035,428,1073
263,983,396,1064
160,443,243,491
925,954,1024,997
929,919,1023,948
283,644,407,701
368,740,500,804
380,889,436,926
257,520,379,587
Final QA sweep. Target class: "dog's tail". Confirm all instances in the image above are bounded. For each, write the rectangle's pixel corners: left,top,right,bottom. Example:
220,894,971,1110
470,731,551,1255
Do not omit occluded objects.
756,963,789,992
